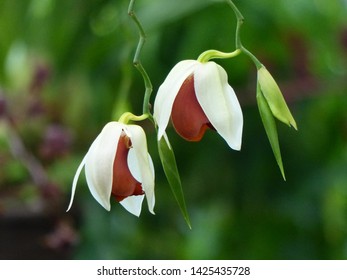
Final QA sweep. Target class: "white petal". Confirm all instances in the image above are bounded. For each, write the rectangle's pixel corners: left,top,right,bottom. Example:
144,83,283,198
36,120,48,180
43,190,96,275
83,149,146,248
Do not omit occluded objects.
84,122,124,211
127,148,142,182
128,149,155,183
153,60,199,140
194,62,243,150
126,125,155,214
66,155,86,212
119,195,145,217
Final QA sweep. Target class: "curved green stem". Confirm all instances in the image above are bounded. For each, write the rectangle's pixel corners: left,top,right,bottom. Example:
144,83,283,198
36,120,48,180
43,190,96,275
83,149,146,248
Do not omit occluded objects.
225,0,244,49
197,49,241,63
241,46,263,69
128,0,153,117
225,0,262,69
119,112,149,124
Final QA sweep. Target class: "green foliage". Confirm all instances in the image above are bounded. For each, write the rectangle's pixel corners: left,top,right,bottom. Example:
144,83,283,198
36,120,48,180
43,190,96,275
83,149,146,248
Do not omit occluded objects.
158,136,191,229
256,83,285,180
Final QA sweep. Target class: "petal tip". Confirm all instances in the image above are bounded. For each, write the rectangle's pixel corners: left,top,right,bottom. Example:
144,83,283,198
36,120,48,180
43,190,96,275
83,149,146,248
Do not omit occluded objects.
104,202,111,211
97,198,111,211
291,120,298,131
66,199,73,212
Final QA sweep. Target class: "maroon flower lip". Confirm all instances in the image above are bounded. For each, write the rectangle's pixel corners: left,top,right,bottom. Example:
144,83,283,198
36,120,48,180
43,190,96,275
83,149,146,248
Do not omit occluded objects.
171,74,214,142
112,133,144,202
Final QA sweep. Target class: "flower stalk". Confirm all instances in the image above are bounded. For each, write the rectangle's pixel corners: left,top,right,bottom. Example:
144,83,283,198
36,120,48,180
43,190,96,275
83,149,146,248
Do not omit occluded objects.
118,112,149,124
223,0,297,179
128,0,153,117
225,0,263,69
197,49,241,63
129,0,191,227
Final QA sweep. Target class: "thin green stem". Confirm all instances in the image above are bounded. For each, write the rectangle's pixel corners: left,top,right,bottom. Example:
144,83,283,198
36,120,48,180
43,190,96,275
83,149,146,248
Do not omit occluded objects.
241,46,263,69
119,112,149,124
128,0,153,118
225,0,262,69
225,0,244,49
197,49,241,63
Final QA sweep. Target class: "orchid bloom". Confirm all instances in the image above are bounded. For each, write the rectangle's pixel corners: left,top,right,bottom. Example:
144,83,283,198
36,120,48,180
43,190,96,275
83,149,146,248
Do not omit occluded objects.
67,122,155,217
153,60,243,150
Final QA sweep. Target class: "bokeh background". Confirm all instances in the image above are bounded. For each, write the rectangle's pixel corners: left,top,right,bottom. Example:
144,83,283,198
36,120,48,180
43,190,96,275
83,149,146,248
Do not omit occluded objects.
0,0,347,259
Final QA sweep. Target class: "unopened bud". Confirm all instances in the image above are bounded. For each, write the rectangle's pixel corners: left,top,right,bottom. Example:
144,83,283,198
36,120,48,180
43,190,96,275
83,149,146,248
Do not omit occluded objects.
257,66,297,130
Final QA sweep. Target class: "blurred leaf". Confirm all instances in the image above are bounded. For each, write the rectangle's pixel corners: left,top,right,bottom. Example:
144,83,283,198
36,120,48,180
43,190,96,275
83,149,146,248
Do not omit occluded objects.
138,0,215,31
323,181,347,243
28,0,54,19
158,135,191,229
4,41,32,90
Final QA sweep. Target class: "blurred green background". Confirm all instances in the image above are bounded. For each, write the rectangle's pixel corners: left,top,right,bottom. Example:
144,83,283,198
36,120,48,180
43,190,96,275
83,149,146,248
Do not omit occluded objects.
0,0,347,259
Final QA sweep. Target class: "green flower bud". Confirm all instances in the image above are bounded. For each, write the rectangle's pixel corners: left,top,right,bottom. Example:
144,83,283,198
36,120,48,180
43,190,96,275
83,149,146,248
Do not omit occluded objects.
257,66,297,130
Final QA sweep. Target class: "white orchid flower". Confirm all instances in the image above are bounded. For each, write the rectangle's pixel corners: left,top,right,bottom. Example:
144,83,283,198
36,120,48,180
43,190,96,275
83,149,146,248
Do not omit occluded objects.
67,122,155,217
153,60,243,150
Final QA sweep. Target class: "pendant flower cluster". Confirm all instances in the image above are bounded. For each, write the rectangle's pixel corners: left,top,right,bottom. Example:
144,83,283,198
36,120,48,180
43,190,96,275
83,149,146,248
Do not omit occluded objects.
154,60,243,150
67,121,155,217
66,0,297,227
